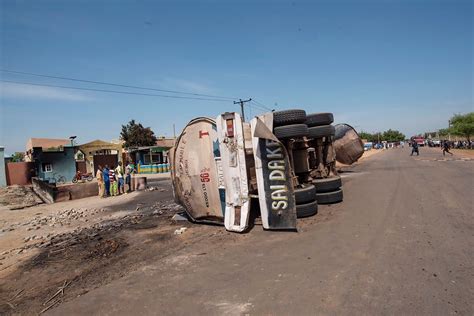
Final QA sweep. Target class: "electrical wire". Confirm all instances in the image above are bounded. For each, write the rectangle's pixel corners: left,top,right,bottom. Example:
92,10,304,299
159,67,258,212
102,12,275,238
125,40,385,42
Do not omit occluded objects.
0,69,237,100
250,100,271,113
252,98,274,111
0,79,234,102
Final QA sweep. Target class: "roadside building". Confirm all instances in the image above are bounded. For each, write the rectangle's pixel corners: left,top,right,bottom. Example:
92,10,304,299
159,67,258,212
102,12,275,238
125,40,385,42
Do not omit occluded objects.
23,138,77,184
31,146,76,184
0,147,6,187
78,139,123,175
25,138,71,162
127,138,175,173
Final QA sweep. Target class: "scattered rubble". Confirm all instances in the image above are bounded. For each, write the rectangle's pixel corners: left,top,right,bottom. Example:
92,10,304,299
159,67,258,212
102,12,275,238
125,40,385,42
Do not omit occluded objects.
0,208,107,234
171,213,189,222
174,227,188,235
0,185,44,210
146,186,167,192
1,201,188,261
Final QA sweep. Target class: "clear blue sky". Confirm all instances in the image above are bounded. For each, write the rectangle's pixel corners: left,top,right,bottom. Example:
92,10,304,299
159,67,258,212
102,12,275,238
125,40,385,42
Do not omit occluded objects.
1,0,472,154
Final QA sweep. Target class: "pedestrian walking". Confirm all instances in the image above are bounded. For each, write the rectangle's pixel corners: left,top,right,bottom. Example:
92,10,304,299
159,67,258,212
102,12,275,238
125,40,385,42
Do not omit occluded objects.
115,163,124,195
411,141,419,156
103,165,110,196
96,165,105,197
442,141,453,156
109,166,118,196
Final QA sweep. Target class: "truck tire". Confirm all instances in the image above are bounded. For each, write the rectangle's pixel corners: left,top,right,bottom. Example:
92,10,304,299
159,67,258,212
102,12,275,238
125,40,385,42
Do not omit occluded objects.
306,113,334,127
308,125,335,138
295,184,316,204
274,124,308,139
316,189,343,204
312,176,342,193
296,200,318,218
273,109,307,127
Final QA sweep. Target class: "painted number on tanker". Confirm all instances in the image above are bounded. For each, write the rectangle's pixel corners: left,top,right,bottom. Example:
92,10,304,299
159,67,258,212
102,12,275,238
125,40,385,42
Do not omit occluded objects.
200,168,211,183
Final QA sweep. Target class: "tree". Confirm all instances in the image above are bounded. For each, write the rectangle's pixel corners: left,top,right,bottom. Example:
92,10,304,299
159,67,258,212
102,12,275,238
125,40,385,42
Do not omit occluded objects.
359,131,374,142
120,119,157,148
11,152,25,162
382,129,406,142
438,128,451,137
450,112,474,142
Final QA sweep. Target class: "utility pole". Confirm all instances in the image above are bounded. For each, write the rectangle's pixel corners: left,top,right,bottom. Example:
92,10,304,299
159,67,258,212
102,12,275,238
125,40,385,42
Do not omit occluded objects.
448,120,451,142
234,98,252,122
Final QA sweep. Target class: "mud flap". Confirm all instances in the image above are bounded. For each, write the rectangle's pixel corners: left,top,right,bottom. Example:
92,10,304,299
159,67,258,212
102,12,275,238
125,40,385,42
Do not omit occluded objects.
216,113,251,233
250,114,297,230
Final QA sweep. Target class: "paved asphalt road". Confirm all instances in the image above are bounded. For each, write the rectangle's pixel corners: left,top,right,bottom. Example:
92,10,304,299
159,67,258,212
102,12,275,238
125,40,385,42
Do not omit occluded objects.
50,148,473,315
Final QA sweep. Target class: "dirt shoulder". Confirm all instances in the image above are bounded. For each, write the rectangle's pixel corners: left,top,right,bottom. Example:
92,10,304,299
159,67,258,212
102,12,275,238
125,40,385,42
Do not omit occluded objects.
0,180,186,315
451,149,474,158
0,176,344,315
337,148,385,169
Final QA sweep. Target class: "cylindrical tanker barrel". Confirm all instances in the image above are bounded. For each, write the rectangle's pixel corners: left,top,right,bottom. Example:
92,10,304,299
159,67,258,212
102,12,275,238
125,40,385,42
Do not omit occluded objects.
334,123,364,165
171,117,224,224
151,164,157,173
158,164,163,173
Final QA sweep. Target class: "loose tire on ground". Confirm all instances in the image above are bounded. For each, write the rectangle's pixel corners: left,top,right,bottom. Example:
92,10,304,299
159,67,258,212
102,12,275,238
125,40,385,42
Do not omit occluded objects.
312,176,342,193
273,109,307,127
296,200,318,218
308,125,335,138
295,184,316,204
306,113,334,127
316,189,343,204
274,124,309,139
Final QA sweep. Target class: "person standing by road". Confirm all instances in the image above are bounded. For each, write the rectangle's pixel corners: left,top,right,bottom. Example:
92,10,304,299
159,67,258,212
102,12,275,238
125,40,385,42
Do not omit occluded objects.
411,141,419,156
103,165,110,197
115,163,124,195
125,162,133,193
96,165,105,198
442,141,454,156
109,165,118,196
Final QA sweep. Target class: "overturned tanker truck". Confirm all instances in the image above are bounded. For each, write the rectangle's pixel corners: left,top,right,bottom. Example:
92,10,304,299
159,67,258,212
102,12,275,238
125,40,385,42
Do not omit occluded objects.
170,109,364,233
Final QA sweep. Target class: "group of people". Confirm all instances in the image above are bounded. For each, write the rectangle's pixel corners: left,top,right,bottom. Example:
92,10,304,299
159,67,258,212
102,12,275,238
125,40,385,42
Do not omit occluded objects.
410,140,454,156
96,162,135,198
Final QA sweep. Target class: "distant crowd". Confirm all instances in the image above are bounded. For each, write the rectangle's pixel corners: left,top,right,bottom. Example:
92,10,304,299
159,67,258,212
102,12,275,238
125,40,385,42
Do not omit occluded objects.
409,139,472,156
95,163,135,197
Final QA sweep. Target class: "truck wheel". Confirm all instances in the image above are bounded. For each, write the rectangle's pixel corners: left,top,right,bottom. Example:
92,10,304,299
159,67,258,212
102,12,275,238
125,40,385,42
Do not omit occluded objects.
308,125,335,138
312,176,342,193
306,113,334,127
295,184,316,204
273,109,307,127
296,200,318,218
274,124,309,139
316,189,343,204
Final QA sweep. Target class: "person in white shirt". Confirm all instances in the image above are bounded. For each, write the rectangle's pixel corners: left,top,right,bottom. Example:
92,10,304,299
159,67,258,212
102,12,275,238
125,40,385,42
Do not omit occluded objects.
115,164,124,195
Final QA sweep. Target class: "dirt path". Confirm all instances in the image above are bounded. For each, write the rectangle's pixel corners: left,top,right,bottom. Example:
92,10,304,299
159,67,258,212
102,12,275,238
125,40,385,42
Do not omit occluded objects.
46,148,473,315
1,149,473,315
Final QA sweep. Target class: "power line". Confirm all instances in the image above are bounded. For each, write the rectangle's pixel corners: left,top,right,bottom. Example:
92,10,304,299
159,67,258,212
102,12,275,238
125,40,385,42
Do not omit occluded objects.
250,100,271,113
0,69,237,101
252,99,274,111
0,79,234,102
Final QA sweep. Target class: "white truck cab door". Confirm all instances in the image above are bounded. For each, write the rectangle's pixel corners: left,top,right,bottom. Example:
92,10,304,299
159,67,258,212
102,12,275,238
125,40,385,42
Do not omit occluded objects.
216,112,251,233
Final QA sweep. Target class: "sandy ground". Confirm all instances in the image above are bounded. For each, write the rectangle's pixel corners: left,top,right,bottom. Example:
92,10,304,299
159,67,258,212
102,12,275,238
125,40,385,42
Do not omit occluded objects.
450,149,474,157
336,148,384,169
2,149,473,315
47,147,473,316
